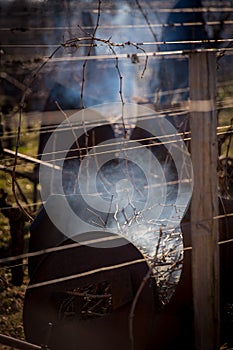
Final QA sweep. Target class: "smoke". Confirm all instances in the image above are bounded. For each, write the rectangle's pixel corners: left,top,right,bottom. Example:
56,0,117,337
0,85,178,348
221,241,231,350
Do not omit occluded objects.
29,0,164,108
39,102,193,303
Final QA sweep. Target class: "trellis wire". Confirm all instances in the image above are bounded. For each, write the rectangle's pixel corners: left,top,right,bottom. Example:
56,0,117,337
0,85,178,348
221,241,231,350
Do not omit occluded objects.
1,104,232,142
0,19,233,31
1,213,233,266
1,129,232,166
2,37,233,49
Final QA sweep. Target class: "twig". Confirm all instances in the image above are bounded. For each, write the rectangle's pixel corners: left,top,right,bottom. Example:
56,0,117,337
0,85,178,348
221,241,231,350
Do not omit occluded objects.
129,268,152,350
122,207,129,224
134,0,171,102
11,110,33,221
91,129,113,191
66,290,112,299
15,179,30,206
86,207,106,227
105,194,114,227
11,45,62,220
105,44,127,138
55,100,82,161
113,203,122,233
125,41,148,78
80,0,102,109
91,220,105,228
154,228,163,261
0,333,41,350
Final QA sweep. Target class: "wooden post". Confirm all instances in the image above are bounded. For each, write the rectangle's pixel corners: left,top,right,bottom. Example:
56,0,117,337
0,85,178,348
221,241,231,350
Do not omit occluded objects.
189,51,220,350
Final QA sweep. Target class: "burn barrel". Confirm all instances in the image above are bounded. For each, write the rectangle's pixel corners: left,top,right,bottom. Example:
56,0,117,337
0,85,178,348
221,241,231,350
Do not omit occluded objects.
24,226,160,350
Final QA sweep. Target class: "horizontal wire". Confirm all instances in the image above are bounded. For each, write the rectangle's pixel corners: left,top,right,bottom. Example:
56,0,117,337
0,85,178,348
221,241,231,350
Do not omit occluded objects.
0,179,193,210
0,212,233,266
0,105,192,134
2,48,233,68
219,237,233,245
148,7,233,13
2,109,190,138
0,20,233,31
0,201,44,211
0,261,28,270
0,137,202,163
0,5,232,18
37,47,233,62
2,38,233,49
1,123,232,168
3,48,233,65
1,127,232,166
27,258,147,289
0,236,131,264
1,96,232,142
0,177,193,211
2,148,61,170
17,235,233,290
36,6,233,13
5,129,232,164
2,95,233,139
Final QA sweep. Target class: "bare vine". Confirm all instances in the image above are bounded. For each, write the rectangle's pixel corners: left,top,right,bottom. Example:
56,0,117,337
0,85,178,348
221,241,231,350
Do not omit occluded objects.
12,46,62,221
10,0,150,219
129,268,152,350
79,0,102,110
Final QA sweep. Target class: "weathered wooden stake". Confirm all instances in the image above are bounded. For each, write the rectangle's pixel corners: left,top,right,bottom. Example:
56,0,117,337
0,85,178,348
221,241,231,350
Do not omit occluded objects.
189,51,220,350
